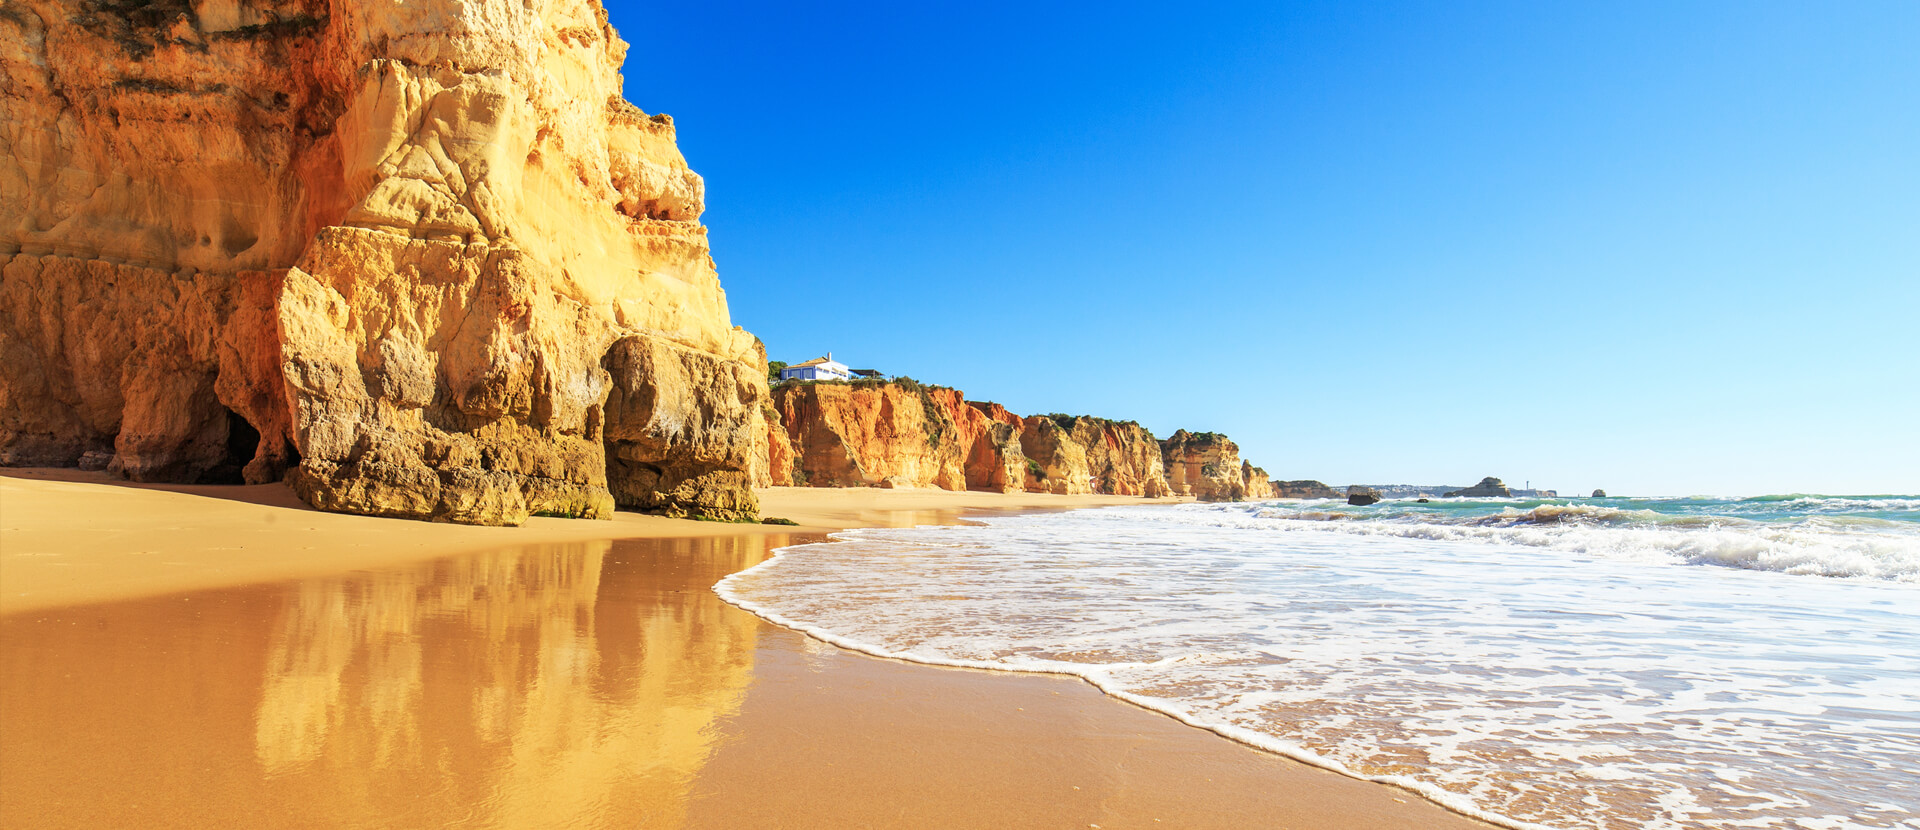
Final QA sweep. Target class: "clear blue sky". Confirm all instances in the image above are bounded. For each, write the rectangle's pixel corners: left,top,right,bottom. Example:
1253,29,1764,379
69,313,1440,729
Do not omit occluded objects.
609,1,1918,497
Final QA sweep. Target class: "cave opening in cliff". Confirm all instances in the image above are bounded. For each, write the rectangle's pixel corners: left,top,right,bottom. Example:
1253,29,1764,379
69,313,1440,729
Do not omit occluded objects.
196,407,261,485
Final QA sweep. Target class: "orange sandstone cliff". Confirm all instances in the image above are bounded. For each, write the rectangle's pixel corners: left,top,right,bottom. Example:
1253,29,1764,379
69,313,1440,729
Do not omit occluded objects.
1018,414,1171,497
769,381,1301,503
1160,430,1279,502
1272,479,1340,499
1242,462,1273,501
963,401,1028,493
0,0,765,524
767,382,969,490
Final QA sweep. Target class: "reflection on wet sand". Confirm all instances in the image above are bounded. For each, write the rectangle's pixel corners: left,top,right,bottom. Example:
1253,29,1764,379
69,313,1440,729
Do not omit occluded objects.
1,534,795,829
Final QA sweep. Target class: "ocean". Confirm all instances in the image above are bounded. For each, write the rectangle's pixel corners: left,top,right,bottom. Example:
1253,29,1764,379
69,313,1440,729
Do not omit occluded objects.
716,495,1920,830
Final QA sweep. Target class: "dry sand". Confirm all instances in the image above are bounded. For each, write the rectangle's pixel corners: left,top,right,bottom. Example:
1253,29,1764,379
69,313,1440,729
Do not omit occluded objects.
0,469,1493,829
0,469,1154,616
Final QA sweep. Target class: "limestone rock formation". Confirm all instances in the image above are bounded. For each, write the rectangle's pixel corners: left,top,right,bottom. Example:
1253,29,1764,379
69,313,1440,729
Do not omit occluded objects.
1159,430,1252,502
769,382,967,490
962,401,1028,493
1242,462,1274,501
1,0,766,524
1001,412,1173,497
1445,477,1513,498
770,384,1191,498
599,337,761,520
765,382,1315,504
758,403,796,487
1078,418,1172,498
1347,485,1382,506
1018,415,1092,495
1,263,296,484
1272,480,1340,499
1591,489,1607,498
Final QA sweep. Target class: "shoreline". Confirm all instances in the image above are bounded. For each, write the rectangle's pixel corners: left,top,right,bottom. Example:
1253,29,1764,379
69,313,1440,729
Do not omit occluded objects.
716,547,1530,830
0,468,1171,616
0,468,1494,828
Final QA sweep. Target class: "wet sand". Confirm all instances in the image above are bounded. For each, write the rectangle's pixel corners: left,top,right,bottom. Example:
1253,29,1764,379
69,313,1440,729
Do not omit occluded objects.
0,471,1493,829
0,469,1158,616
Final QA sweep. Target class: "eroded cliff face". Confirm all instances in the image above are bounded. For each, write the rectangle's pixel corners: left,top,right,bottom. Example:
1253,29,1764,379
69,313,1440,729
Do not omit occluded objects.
769,383,1120,495
1017,416,1092,495
756,401,795,488
1159,430,1256,502
1272,479,1340,499
1090,419,1172,498
1,0,765,523
962,401,1026,493
1012,414,1171,497
769,382,966,490
773,382,1207,499
1242,462,1273,501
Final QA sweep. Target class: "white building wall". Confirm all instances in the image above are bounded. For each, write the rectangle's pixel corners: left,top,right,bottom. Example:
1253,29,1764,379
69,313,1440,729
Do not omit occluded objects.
780,364,854,382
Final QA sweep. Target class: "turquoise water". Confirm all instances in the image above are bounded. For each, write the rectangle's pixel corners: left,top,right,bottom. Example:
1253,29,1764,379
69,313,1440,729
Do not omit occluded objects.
1338,494,1920,526
1247,494,1920,582
719,495,1920,829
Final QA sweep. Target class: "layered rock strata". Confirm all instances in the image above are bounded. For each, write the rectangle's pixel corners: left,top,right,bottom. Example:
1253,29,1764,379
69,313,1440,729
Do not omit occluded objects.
757,401,797,488
772,382,1284,502
962,401,1027,493
1159,430,1258,502
1,0,766,523
1445,477,1513,498
1272,479,1340,499
1071,416,1172,497
768,382,966,490
1242,462,1272,502
1016,416,1092,495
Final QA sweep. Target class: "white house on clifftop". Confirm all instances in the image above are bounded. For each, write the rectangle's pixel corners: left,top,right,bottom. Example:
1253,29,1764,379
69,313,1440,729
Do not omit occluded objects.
779,354,853,382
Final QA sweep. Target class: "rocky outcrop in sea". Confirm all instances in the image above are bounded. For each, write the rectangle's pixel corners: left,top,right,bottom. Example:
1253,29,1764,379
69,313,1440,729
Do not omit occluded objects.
1273,480,1341,499
1445,477,1514,498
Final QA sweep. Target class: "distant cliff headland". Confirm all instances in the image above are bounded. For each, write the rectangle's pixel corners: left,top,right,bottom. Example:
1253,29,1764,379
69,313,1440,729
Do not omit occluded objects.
0,0,1325,526
761,377,1324,503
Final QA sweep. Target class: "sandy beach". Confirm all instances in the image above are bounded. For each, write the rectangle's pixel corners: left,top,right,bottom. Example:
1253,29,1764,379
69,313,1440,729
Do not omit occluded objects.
0,469,1492,829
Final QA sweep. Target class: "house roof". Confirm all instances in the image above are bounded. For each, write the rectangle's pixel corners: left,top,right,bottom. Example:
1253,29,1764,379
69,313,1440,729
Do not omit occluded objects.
790,355,844,368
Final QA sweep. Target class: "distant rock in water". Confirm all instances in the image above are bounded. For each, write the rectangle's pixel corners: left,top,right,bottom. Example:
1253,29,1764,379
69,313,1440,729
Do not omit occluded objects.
1417,498,1431,503
1347,486,1382,506
1272,480,1341,499
1444,477,1513,498
1592,489,1608,498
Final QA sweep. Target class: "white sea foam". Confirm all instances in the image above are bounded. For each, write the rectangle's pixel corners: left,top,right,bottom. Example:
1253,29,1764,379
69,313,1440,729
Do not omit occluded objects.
716,501,1920,830
1220,500,1920,582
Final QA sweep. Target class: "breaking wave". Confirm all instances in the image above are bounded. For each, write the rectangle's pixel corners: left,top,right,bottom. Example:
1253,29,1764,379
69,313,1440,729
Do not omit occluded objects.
717,497,1920,830
1214,496,1920,582
718,499,1920,830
